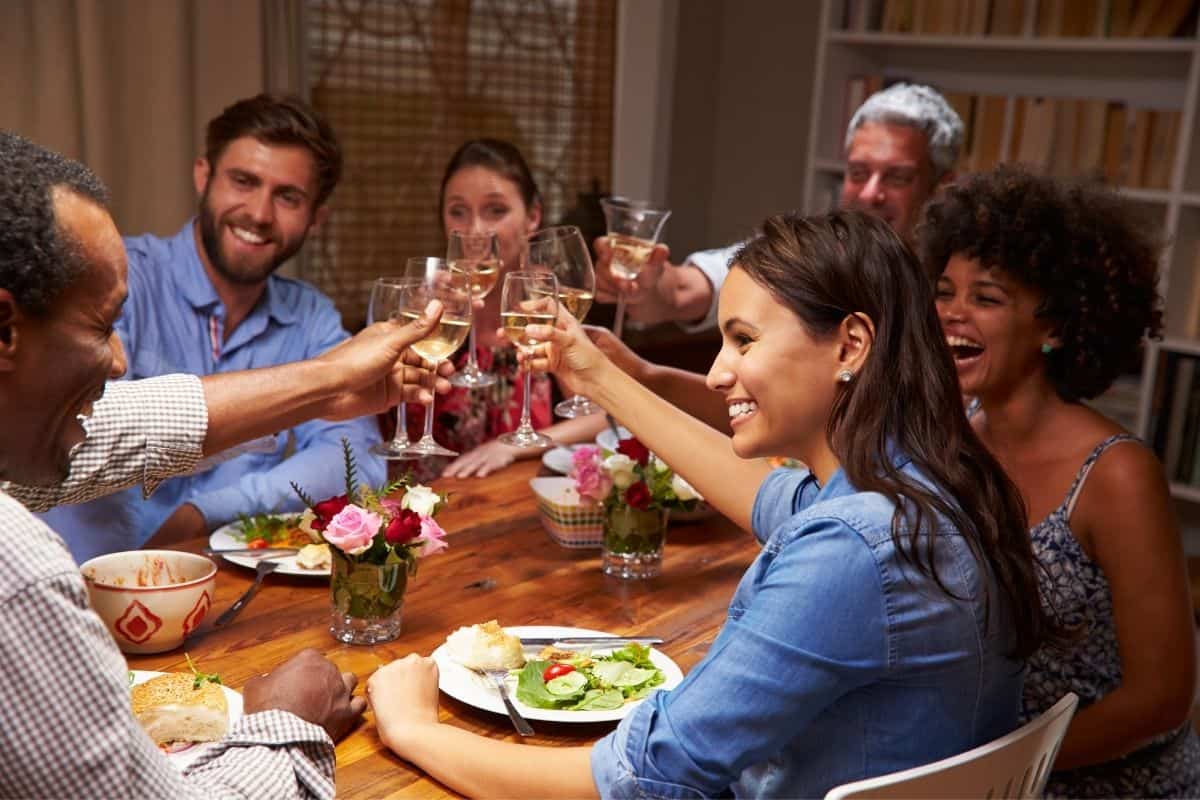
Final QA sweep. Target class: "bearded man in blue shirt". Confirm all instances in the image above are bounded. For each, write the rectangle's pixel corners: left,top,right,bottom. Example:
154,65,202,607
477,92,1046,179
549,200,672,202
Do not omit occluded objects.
42,94,385,562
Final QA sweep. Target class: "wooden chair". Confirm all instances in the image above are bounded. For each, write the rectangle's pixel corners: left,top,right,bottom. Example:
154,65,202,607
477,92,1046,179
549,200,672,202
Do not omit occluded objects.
824,693,1078,799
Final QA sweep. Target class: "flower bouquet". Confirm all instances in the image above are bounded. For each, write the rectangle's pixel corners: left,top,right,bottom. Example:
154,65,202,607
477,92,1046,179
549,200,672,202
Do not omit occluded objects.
292,440,448,644
569,436,701,579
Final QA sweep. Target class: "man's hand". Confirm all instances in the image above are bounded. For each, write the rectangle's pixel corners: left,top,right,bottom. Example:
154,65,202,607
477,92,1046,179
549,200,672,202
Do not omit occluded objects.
593,235,671,307
142,503,207,549
243,649,367,742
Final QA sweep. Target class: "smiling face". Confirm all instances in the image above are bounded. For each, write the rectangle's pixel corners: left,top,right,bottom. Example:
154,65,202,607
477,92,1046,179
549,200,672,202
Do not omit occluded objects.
441,165,541,275
194,136,323,287
936,254,1057,400
5,189,128,484
706,268,844,464
841,121,937,243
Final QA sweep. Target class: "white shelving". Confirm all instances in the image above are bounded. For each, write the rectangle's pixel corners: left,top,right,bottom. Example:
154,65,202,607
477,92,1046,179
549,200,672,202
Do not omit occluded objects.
804,0,1200,506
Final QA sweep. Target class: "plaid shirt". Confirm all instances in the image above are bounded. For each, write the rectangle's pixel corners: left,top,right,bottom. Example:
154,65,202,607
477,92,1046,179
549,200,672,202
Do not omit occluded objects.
0,375,335,799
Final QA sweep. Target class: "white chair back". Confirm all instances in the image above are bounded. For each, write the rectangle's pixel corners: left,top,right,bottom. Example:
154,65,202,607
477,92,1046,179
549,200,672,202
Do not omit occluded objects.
823,692,1078,799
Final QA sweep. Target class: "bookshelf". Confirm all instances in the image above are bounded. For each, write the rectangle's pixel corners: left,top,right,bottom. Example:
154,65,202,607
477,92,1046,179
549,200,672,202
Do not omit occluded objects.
803,0,1200,512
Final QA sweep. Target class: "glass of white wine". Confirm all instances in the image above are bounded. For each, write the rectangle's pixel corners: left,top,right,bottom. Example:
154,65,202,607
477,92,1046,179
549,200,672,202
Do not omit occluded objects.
446,231,501,389
367,277,419,460
599,197,671,339
498,270,559,449
527,226,600,419
399,257,472,458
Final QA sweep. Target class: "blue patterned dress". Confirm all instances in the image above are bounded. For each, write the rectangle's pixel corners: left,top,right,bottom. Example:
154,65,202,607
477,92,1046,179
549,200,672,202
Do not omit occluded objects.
1021,434,1200,798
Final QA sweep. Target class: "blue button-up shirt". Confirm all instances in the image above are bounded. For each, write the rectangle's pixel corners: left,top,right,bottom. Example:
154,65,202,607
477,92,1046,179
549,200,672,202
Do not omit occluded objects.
42,221,383,563
590,460,1023,798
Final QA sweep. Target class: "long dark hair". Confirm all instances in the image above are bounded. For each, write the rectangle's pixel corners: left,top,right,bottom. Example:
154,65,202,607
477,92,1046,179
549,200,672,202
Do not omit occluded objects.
735,211,1056,658
438,138,542,217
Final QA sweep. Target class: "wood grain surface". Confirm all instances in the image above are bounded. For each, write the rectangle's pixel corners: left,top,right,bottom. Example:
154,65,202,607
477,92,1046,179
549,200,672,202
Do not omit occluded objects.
127,459,758,798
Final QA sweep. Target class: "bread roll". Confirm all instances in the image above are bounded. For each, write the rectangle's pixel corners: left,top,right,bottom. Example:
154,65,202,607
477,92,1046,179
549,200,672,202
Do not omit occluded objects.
131,672,229,745
445,620,525,671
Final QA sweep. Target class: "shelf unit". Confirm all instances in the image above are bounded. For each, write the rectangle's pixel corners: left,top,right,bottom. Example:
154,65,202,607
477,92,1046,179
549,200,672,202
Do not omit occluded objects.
803,0,1200,508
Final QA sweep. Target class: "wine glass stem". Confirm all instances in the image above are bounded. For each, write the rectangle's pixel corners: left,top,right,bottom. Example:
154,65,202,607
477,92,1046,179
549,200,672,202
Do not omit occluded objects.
464,301,480,371
519,368,534,432
422,394,436,440
614,293,626,339
394,403,408,445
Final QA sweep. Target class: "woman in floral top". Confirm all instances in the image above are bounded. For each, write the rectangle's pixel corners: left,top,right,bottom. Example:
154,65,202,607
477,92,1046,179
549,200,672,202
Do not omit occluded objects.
404,139,604,481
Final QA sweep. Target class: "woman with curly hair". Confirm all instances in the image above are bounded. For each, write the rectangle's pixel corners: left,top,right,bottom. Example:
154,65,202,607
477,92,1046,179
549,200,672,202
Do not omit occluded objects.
922,165,1199,798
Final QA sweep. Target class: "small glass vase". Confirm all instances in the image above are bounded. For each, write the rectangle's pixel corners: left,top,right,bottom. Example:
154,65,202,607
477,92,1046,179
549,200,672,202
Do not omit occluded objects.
329,550,408,644
601,505,668,579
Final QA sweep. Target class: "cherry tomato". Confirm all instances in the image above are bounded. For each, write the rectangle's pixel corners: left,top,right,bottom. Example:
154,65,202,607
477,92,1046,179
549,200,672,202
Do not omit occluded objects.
543,663,576,682
247,538,269,549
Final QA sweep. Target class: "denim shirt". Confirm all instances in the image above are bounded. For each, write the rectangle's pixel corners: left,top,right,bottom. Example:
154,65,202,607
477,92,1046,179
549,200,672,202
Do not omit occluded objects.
590,459,1022,798
41,221,383,562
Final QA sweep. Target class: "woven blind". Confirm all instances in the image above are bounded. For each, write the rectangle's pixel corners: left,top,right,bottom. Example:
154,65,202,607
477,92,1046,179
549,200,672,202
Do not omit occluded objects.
304,0,616,329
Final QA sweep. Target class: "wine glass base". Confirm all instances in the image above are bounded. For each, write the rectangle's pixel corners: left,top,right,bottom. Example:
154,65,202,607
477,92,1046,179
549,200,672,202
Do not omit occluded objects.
497,429,554,449
554,397,603,419
401,440,459,458
370,440,419,460
449,369,498,389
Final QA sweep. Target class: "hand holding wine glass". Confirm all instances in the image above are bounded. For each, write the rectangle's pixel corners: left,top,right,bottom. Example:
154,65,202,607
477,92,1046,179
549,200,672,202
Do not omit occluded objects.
446,231,501,389
367,277,419,460
497,270,558,449
599,197,671,338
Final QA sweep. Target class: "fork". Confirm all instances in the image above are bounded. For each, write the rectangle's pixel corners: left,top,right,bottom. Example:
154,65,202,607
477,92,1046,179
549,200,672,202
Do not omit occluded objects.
472,666,534,736
213,559,279,628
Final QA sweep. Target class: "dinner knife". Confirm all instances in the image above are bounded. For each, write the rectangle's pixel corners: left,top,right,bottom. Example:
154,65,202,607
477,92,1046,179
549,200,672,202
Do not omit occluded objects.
519,636,663,647
203,546,299,558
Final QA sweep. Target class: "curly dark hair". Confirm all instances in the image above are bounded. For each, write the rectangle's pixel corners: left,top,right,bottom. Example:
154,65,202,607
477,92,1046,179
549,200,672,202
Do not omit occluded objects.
919,165,1163,401
205,94,342,207
0,131,109,317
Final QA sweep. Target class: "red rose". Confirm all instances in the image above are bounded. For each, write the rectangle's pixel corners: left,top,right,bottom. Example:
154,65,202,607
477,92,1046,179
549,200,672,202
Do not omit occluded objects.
385,509,423,544
311,494,350,530
624,481,652,510
617,437,650,466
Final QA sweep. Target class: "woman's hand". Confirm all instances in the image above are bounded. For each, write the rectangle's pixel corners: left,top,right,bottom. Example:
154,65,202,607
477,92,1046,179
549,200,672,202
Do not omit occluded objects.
506,309,611,398
441,439,529,478
368,654,442,756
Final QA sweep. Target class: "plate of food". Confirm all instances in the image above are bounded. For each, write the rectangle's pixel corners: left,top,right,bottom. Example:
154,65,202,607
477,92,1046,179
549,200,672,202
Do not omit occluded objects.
431,621,684,724
208,513,330,577
541,446,582,475
594,426,633,453
130,668,243,770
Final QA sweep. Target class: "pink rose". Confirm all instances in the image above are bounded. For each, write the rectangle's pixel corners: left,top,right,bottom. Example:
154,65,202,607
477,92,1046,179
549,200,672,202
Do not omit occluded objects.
324,504,382,555
416,515,448,557
570,446,612,503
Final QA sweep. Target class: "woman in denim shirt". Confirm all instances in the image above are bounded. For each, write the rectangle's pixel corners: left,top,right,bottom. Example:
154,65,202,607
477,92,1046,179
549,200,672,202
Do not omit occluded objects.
368,212,1061,798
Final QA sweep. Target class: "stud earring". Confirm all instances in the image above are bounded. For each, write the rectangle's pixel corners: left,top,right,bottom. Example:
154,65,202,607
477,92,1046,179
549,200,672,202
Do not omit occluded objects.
837,369,854,383
1041,343,1053,354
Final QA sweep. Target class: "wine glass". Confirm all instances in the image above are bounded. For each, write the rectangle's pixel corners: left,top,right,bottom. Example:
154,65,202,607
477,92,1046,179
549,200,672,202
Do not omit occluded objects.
446,231,501,389
367,277,418,460
399,257,473,458
527,226,600,419
599,197,671,339
497,270,559,449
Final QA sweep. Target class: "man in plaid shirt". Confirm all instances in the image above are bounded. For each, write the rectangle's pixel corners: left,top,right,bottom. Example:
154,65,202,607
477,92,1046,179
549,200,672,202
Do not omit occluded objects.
0,132,450,798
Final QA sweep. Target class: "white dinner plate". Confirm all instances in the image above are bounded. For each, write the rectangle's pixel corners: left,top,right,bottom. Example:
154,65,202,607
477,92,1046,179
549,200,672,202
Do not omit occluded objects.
130,670,244,770
594,426,633,453
208,524,329,578
541,446,580,475
431,625,684,724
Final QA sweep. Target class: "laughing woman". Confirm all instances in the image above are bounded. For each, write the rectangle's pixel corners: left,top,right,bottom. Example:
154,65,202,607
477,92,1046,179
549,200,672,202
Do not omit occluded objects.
922,166,1199,798
367,211,1059,798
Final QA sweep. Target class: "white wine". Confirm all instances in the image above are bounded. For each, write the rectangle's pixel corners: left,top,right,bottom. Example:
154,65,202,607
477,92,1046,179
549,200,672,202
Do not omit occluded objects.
452,257,500,300
401,312,471,361
609,233,654,280
559,286,594,321
501,312,555,354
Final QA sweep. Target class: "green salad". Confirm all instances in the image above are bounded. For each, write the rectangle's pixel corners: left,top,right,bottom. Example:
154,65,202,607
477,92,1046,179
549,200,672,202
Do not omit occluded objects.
514,643,665,711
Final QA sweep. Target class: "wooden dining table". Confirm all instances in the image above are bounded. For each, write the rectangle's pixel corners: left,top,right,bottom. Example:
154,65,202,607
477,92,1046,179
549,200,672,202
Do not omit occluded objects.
128,459,761,798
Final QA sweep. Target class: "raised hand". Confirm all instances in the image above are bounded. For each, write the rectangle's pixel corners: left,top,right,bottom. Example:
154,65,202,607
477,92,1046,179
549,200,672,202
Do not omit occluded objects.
593,235,671,306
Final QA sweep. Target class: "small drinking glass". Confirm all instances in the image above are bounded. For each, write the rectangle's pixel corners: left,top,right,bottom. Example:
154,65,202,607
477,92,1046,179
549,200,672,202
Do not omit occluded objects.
447,231,501,389
599,197,671,339
497,270,559,449
400,257,473,458
367,277,417,460
527,226,600,419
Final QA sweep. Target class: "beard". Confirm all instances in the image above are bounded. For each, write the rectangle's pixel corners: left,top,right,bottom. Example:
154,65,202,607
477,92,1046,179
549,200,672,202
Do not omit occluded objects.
197,184,308,286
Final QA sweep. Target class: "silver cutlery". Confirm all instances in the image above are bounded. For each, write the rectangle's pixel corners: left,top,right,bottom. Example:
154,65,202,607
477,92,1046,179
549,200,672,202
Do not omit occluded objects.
470,665,534,736
212,559,280,628
203,546,298,559
520,636,663,647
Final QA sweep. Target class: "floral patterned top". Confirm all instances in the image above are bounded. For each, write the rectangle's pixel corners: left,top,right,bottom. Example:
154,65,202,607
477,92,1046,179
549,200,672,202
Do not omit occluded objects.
1021,434,1200,798
402,343,552,482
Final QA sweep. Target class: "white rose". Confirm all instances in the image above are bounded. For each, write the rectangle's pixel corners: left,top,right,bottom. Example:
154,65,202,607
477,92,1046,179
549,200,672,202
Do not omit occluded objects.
401,484,441,517
650,455,670,475
604,453,638,490
297,508,321,542
671,473,701,502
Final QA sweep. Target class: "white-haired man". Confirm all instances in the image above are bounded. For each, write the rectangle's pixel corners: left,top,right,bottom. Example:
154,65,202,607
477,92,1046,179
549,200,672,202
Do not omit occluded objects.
597,83,964,331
